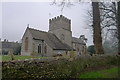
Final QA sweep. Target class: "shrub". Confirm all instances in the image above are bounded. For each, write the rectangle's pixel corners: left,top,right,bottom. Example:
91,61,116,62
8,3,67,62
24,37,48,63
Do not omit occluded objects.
87,45,95,55
2,55,118,79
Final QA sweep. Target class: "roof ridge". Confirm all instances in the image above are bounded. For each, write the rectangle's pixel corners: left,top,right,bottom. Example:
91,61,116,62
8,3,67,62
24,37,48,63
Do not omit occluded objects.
72,37,79,39
28,27,47,33
72,37,86,45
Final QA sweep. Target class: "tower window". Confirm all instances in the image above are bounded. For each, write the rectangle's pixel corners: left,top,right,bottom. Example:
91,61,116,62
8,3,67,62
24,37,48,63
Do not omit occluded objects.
38,44,42,53
60,34,65,42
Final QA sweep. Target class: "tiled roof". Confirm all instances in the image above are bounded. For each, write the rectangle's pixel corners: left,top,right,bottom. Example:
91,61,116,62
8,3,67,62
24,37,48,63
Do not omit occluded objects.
28,28,73,51
72,37,86,45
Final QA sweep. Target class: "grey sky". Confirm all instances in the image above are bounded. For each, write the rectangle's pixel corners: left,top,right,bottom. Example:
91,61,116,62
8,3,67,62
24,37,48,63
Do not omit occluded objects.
0,2,2,39
2,2,93,46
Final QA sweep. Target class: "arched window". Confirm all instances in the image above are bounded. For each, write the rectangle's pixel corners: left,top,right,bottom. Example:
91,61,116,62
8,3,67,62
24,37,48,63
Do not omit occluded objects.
25,37,28,52
38,44,42,53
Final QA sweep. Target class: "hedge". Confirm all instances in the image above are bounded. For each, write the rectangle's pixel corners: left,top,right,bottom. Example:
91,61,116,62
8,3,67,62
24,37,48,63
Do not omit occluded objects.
2,55,119,79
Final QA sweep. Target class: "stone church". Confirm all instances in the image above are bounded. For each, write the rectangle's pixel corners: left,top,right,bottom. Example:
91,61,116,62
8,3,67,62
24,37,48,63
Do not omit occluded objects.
21,15,86,57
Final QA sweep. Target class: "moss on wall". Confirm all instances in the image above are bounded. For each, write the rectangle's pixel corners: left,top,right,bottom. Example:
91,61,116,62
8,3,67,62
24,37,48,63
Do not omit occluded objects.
2,55,119,79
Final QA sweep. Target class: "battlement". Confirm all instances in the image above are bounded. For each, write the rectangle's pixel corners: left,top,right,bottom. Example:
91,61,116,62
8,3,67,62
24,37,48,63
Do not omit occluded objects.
49,15,71,23
49,15,71,31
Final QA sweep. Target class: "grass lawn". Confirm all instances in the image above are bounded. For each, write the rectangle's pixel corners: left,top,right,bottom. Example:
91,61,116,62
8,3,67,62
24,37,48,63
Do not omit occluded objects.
79,67,118,78
1,55,47,61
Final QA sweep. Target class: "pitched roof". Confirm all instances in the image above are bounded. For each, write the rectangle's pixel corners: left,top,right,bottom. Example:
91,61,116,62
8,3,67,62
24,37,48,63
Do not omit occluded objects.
28,28,73,51
72,37,86,45
2,42,21,49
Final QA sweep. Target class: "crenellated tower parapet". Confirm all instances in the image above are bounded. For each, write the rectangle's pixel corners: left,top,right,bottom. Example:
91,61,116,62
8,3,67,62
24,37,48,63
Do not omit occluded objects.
49,15,71,31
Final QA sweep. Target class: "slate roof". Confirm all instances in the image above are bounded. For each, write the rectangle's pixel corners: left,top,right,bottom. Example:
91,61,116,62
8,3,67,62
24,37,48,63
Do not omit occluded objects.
72,37,86,45
2,42,21,49
28,28,74,51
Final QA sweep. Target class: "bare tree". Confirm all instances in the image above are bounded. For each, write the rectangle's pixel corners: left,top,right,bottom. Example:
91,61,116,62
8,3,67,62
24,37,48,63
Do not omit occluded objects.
52,0,104,54
98,2,117,42
92,2,104,54
87,2,119,54
117,1,120,54
51,0,74,12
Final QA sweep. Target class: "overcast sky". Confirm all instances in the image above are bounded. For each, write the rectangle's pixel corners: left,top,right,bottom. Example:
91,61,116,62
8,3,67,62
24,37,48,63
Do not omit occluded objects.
2,2,93,46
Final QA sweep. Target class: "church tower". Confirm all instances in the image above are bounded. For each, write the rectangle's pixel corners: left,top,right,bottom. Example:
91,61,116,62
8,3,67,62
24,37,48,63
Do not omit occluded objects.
48,15,72,47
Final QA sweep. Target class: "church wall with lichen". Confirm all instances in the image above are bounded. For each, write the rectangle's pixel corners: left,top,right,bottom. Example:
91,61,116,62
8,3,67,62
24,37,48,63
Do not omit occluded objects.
48,15,72,47
21,28,33,56
21,15,87,57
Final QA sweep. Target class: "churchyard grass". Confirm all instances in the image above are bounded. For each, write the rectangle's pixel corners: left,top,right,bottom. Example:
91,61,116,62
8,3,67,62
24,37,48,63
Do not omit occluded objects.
79,67,118,78
1,55,47,61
